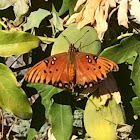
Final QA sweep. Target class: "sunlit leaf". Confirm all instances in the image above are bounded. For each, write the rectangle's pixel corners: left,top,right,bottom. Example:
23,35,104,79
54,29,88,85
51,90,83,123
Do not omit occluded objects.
51,23,101,55
84,96,125,140
0,63,32,119
0,30,40,57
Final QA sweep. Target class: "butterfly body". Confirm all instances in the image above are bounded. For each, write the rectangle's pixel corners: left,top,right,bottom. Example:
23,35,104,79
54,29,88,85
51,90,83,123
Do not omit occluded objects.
25,45,119,89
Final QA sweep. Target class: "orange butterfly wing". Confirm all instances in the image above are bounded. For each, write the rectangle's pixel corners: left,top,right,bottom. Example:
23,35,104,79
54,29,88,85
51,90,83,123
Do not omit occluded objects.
75,52,119,87
25,52,74,88
25,48,119,89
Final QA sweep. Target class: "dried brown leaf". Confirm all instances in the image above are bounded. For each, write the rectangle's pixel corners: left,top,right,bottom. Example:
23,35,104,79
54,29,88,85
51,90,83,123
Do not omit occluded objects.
100,93,111,105
129,0,140,23
48,128,56,140
77,0,101,29
94,2,108,40
65,0,117,40
118,0,129,28
108,0,116,7
111,91,122,104
65,0,139,40
74,0,86,11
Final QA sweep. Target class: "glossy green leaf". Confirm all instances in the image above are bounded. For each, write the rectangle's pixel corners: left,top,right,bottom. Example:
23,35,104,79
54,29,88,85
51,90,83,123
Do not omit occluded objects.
49,103,73,140
27,83,63,117
130,97,140,115
51,24,101,55
84,96,125,140
0,63,32,119
131,55,140,98
100,35,140,64
0,30,40,57
23,8,51,31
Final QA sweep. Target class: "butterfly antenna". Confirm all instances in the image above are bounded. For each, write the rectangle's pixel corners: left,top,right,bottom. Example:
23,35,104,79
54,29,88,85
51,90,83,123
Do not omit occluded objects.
80,39,100,50
61,33,71,45
61,30,90,46
74,30,90,45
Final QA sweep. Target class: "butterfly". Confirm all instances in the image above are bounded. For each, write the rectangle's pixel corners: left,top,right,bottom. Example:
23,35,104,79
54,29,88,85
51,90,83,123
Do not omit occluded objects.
24,44,119,89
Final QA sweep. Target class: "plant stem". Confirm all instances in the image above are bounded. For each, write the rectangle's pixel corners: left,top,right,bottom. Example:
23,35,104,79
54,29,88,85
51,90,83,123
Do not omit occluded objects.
37,36,55,43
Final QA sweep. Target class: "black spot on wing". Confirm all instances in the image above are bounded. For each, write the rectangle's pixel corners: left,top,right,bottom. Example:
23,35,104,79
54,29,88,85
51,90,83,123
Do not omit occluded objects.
44,70,47,73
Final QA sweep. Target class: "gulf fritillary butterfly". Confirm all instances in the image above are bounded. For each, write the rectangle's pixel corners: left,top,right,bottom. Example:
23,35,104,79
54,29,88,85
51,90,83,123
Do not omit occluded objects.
24,44,119,89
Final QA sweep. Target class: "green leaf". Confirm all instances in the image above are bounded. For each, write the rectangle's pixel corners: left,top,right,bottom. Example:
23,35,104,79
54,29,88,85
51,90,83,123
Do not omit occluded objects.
131,55,140,98
0,30,40,57
100,35,140,64
68,0,77,15
27,83,63,117
84,96,125,140
52,0,77,16
126,56,137,64
27,128,38,140
0,63,32,119
51,23,101,55
23,8,51,31
58,0,77,16
130,97,140,115
0,0,13,10
49,13,64,32
49,103,73,140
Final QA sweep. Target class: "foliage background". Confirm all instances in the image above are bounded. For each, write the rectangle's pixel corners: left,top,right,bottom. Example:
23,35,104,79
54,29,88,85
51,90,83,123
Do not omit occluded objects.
0,0,140,140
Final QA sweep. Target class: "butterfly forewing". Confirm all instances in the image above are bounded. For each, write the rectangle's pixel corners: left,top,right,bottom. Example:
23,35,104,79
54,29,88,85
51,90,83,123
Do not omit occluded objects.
25,53,72,87
75,52,119,87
